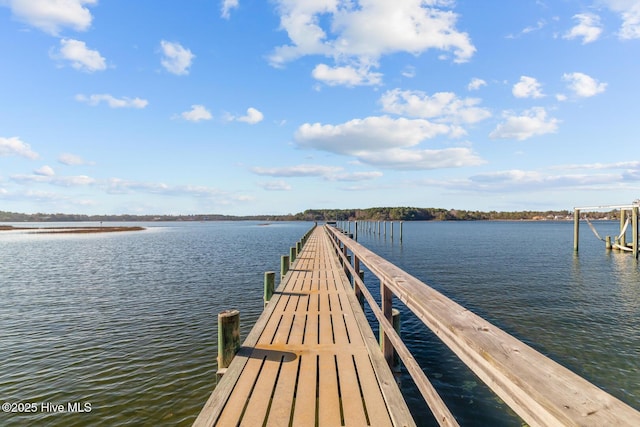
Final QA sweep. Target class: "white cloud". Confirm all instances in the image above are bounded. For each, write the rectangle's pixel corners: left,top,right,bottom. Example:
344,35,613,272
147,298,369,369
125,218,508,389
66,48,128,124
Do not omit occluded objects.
52,38,106,72
355,147,484,170
251,164,343,178
269,0,475,86
562,72,607,97
554,160,640,170
258,180,292,191
34,165,55,176
466,169,620,191
11,173,95,186
380,89,491,125
180,105,212,122
294,116,484,170
563,13,603,44
58,153,91,165
5,0,96,35
75,94,148,108
105,178,252,205
312,63,382,86
600,0,640,39
512,76,544,99
401,66,416,78
160,40,195,75
235,107,264,124
328,171,383,181
0,136,39,159
221,0,239,19
468,77,487,91
490,107,560,141
296,116,451,154
251,164,384,181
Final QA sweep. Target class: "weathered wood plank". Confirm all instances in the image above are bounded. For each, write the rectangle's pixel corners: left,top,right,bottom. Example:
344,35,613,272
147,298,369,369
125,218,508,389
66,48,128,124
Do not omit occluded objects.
336,352,369,426
318,352,342,426
194,226,415,427
264,355,299,427
291,353,318,426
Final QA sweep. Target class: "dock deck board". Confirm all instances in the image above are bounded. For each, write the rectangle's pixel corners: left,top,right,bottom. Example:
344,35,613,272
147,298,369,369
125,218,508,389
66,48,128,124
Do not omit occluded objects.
193,226,414,426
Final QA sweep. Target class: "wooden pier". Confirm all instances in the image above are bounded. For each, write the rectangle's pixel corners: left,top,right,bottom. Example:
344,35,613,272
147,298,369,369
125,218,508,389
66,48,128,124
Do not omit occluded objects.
193,225,414,426
195,224,640,426
574,203,640,257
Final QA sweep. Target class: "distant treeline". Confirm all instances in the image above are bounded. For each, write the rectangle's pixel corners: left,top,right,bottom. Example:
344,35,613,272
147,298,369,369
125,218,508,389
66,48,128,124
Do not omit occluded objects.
0,207,618,223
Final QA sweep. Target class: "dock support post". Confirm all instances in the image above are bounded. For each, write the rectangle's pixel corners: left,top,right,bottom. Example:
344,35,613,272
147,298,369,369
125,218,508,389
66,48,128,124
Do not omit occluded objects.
620,209,627,247
400,221,404,242
573,209,580,252
290,246,297,263
606,236,612,250
390,221,394,239
281,255,290,279
264,271,275,307
217,309,240,380
633,206,638,259
392,308,401,370
354,221,358,241
380,282,394,366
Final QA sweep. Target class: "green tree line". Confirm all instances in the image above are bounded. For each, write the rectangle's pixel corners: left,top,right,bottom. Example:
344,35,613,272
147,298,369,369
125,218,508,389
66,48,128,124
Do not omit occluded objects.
1,207,617,223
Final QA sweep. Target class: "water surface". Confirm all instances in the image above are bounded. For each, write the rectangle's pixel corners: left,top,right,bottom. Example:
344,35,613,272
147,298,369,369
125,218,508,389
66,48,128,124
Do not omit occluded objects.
0,220,637,426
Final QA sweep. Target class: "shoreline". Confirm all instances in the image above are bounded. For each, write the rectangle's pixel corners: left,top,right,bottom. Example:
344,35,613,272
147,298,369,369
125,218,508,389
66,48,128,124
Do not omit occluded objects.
0,225,145,233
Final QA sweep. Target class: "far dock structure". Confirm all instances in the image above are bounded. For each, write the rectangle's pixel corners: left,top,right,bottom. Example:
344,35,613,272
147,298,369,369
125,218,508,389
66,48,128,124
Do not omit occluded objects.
194,224,640,426
573,201,640,258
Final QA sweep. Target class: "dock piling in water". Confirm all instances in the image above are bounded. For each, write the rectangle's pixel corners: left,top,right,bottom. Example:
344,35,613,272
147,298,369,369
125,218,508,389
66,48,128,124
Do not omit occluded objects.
263,271,275,307
216,309,240,378
280,255,289,278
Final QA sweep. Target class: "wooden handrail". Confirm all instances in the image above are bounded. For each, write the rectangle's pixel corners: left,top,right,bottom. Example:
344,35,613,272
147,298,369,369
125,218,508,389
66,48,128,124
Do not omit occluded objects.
324,224,640,427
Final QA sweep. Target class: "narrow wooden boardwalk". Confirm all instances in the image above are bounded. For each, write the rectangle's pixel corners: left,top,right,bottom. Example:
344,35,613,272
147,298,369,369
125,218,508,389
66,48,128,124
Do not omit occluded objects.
194,226,414,427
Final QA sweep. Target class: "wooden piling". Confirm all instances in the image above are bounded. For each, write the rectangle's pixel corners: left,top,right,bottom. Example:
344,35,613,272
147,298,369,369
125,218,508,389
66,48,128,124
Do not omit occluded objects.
263,271,275,306
573,209,580,251
633,206,639,259
606,236,612,250
280,255,289,278
400,221,404,242
620,209,627,246
217,309,240,378
390,221,394,239
290,246,297,263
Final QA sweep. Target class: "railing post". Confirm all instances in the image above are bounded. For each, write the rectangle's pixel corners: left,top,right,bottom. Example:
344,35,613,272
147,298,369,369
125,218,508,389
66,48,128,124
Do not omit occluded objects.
392,308,401,370
290,246,297,263
217,309,240,380
263,271,275,307
380,281,394,366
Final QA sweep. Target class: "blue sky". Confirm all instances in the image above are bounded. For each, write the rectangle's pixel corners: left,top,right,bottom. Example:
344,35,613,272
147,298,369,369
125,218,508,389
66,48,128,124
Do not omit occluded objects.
1,0,639,215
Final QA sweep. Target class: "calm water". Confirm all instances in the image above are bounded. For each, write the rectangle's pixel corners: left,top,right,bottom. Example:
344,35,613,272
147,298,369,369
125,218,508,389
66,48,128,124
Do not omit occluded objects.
0,220,638,426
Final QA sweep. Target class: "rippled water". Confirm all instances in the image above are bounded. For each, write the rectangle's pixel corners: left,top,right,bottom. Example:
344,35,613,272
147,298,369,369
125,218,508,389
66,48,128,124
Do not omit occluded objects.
354,220,640,426
0,220,638,426
0,221,312,426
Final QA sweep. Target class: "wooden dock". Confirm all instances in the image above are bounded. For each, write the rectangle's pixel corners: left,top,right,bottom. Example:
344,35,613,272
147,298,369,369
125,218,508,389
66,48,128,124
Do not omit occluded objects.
193,225,414,426
195,224,640,427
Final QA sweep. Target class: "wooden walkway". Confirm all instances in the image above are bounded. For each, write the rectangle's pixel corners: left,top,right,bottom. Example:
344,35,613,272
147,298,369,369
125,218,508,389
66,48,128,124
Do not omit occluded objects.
193,226,414,427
